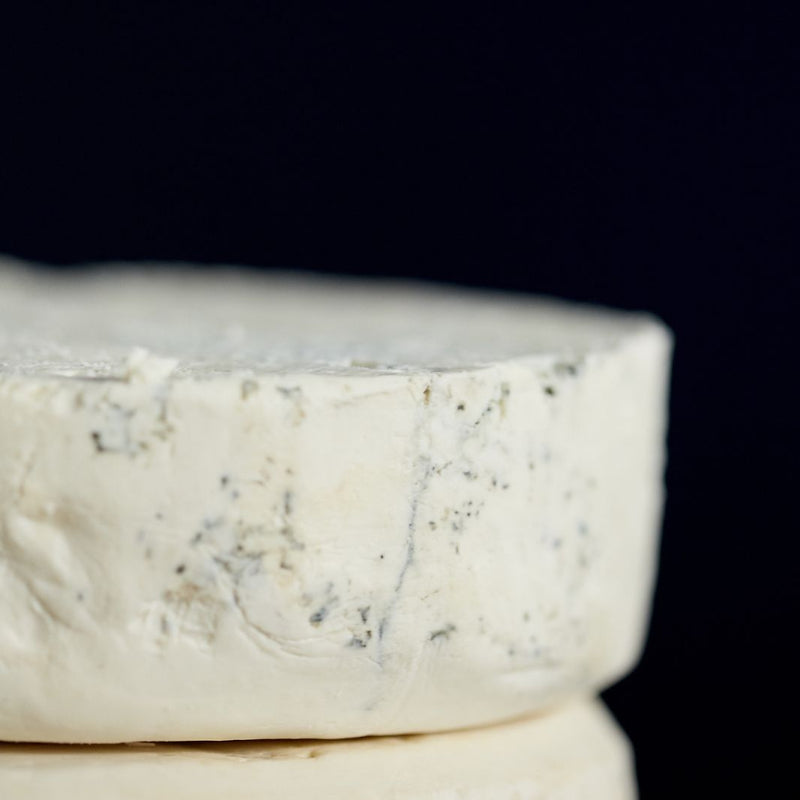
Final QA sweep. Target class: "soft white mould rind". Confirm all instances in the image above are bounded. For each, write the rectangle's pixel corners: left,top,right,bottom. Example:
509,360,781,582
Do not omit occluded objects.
0,262,672,742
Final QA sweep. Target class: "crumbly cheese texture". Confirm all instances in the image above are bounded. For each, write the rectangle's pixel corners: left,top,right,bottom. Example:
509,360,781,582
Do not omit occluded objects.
0,260,671,743
0,699,635,800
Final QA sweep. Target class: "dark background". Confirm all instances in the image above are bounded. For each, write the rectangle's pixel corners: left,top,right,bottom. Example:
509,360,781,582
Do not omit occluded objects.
1,5,796,797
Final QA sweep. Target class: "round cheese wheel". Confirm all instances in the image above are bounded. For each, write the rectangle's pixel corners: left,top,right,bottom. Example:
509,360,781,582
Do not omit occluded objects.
0,261,671,742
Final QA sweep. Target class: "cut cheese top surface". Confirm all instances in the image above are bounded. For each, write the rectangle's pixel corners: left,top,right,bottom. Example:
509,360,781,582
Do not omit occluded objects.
0,259,663,379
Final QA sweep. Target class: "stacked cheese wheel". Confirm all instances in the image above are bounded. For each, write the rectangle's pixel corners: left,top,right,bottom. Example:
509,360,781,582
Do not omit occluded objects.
0,260,671,798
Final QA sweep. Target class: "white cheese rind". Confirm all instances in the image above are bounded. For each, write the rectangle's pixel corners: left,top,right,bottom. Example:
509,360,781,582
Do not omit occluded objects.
0,699,636,800
0,262,671,742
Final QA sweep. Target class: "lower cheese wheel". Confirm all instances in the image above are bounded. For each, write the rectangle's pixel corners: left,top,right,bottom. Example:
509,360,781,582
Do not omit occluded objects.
0,699,636,800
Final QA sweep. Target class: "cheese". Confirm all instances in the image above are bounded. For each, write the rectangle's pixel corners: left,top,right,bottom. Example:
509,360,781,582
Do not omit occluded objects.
0,260,671,742
0,699,635,799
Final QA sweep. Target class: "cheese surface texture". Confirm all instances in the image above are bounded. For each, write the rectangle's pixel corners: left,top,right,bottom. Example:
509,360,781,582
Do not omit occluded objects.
0,699,635,799
0,260,671,742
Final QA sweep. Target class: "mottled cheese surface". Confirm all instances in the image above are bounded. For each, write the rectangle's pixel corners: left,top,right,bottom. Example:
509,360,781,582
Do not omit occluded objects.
1,263,658,377
0,699,636,799
0,259,671,742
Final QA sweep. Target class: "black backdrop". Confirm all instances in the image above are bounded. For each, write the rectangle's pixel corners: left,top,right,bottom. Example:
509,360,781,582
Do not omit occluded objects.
1,5,796,797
